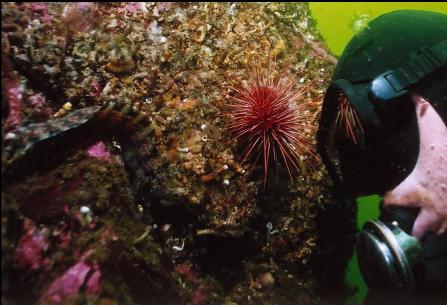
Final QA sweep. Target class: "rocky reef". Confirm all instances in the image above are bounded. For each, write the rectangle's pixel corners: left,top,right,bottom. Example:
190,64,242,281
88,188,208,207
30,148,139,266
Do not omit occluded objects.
2,3,355,305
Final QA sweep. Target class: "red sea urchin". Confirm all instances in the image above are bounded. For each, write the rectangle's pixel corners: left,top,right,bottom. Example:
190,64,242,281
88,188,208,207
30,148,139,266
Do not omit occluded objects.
228,63,318,185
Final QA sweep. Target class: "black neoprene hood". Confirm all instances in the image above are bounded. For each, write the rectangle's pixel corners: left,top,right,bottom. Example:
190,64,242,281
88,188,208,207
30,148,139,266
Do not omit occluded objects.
333,9,447,121
318,9,447,196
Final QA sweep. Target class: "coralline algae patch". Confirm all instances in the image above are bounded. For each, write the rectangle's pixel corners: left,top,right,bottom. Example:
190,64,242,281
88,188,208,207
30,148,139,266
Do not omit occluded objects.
87,141,114,162
3,142,183,304
2,3,356,305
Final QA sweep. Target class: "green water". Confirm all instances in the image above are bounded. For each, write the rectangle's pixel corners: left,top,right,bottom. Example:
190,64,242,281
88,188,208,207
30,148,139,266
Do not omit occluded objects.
346,195,381,305
308,2,447,304
309,2,447,56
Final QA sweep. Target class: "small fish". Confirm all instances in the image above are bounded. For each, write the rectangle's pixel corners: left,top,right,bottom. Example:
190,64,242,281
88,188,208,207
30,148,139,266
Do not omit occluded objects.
4,106,102,165
3,100,157,199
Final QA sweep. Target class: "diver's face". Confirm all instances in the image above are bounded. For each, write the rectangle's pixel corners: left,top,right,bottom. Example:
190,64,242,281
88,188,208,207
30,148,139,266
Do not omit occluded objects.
383,94,447,239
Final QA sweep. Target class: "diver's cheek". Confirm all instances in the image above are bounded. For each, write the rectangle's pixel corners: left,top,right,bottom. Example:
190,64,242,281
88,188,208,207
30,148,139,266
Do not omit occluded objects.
382,179,426,208
412,208,443,239
383,96,447,240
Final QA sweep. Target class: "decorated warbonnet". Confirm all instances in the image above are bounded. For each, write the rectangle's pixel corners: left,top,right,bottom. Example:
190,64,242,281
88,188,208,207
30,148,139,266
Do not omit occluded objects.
317,9,447,303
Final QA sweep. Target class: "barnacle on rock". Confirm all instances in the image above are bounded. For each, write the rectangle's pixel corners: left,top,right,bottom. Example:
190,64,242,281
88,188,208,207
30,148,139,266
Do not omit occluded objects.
105,50,136,74
2,3,356,305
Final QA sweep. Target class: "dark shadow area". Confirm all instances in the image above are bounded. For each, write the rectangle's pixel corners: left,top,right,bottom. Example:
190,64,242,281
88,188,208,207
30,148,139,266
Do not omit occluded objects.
311,194,357,305
194,232,258,289
104,241,183,305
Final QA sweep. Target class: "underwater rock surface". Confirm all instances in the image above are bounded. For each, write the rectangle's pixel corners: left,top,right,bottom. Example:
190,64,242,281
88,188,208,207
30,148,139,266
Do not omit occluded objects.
2,3,356,305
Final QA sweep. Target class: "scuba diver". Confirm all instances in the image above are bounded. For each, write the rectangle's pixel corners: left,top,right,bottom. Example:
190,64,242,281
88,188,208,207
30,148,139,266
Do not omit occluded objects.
317,9,447,305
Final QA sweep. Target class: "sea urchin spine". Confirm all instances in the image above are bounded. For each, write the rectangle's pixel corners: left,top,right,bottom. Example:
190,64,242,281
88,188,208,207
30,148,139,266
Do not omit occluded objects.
228,63,318,185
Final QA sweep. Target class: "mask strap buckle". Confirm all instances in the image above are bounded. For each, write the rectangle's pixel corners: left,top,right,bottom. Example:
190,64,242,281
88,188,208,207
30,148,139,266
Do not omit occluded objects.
369,40,447,102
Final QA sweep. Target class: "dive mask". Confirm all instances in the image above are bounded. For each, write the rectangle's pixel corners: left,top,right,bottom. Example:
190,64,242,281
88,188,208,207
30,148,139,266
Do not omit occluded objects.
317,40,447,196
